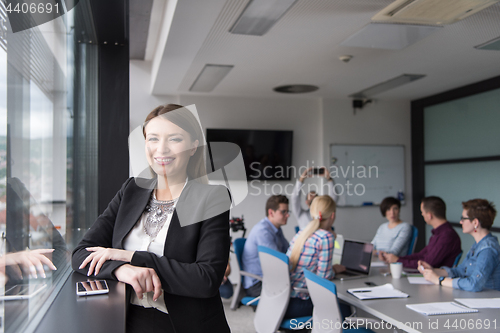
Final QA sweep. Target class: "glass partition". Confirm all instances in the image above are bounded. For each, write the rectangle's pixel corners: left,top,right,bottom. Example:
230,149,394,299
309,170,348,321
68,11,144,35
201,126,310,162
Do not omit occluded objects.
424,88,500,161
0,1,98,332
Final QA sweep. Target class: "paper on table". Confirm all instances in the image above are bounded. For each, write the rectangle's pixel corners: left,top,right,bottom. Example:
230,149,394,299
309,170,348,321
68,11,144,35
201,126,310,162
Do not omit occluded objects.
407,276,433,285
406,302,478,316
455,298,500,308
348,283,409,300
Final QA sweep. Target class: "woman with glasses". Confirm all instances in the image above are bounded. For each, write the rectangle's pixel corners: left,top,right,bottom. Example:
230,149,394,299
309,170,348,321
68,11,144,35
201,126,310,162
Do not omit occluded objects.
72,104,232,332
285,195,347,318
419,199,500,292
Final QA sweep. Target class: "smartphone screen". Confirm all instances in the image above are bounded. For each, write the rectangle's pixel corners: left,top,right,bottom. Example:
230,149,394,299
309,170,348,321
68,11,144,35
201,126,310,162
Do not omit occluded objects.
76,280,109,296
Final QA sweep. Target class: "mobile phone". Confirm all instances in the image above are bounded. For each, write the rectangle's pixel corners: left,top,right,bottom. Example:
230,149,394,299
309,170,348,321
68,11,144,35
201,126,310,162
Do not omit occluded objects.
76,280,109,296
312,167,325,175
1,283,47,301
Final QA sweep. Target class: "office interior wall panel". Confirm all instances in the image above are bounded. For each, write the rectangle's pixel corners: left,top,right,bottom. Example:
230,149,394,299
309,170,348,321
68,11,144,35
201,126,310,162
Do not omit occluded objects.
424,87,500,161
425,161,500,228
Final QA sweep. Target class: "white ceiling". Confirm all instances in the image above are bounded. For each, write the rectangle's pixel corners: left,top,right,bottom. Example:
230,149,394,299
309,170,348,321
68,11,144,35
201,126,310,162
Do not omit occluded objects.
143,0,500,101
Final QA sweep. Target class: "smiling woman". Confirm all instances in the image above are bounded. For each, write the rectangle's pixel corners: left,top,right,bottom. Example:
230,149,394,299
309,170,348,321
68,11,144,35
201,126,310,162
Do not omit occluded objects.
72,104,232,333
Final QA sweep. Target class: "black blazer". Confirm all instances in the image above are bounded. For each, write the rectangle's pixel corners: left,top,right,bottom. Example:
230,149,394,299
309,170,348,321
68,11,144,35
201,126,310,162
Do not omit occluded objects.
72,178,232,332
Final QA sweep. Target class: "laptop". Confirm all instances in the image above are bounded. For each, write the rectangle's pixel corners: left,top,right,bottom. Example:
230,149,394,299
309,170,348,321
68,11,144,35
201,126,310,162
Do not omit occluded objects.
334,239,374,281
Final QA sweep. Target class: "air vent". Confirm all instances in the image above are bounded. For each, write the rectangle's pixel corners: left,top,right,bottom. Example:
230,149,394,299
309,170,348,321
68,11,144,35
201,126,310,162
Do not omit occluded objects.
372,0,500,25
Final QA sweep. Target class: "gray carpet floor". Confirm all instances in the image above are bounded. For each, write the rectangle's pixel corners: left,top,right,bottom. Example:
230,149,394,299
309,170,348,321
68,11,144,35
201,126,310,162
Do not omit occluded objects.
222,297,256,333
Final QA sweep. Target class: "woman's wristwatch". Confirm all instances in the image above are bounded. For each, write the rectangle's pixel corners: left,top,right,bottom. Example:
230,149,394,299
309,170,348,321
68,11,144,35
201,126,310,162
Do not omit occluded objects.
438,276,445,286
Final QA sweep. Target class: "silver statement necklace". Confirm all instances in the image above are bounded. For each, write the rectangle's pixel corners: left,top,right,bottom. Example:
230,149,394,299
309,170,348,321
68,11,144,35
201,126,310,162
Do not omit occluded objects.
143,191,177,238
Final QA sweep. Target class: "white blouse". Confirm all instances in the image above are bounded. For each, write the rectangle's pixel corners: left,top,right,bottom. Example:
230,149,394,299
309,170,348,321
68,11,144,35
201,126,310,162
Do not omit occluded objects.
123,180,187,313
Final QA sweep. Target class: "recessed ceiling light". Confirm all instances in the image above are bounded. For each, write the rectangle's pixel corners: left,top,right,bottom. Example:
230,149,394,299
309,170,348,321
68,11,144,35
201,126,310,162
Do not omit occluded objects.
230,0,298,36
349,74,426,99
190,65,234,93
475,35,500,51
273,85,319,94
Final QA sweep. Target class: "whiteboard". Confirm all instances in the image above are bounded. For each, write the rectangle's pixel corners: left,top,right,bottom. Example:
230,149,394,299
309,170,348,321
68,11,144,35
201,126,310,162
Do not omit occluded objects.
330,145,405,207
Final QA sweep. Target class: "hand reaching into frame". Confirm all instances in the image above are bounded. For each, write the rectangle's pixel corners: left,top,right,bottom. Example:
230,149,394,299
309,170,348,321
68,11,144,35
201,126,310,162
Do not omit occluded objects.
114,264,162,301
79,247,134,276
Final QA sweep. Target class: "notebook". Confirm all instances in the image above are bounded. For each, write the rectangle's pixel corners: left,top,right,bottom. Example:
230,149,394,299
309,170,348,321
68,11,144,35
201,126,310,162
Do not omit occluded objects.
406,302,479,316
348,283,409,300
334,240,374,281
455,298,500,309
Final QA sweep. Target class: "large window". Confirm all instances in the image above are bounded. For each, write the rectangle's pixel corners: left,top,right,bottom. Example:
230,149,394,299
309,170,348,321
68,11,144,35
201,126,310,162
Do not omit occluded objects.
0,1,98,332
412,77,500,257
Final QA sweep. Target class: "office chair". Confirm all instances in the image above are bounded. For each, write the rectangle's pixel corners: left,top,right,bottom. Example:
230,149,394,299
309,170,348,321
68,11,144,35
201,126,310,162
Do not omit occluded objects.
230,238,261,310
407,226,418,255
254,246,312,333
303,268,378,333
452,251,463,268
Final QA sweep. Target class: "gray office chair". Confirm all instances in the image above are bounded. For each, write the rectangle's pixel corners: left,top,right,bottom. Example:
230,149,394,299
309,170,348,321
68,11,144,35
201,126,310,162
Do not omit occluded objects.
254,246,312,333
303,268,378,333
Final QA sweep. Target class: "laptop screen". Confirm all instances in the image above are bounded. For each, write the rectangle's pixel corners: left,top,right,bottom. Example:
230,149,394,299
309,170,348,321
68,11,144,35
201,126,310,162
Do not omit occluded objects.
340,240,374,274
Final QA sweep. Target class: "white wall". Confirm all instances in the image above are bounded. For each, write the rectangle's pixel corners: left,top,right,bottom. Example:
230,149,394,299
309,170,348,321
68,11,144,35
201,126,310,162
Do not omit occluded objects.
130,61,413,282
130,60,179,131
178,94,324,241
322,99,413,242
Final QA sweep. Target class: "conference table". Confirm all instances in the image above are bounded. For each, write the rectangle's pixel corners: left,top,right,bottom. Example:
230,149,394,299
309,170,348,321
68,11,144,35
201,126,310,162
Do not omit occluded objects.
335,266,500,333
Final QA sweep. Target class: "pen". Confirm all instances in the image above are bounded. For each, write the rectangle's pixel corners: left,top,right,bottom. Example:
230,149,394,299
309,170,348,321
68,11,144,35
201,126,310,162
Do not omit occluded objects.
352,290,371,293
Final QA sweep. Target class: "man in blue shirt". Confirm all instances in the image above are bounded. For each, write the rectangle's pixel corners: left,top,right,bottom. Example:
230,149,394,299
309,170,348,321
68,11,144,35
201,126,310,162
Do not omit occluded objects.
242,195,290,297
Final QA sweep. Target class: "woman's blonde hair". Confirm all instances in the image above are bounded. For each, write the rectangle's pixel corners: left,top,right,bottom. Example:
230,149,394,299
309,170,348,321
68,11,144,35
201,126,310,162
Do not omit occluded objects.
143,104,208,184
289,195,336,271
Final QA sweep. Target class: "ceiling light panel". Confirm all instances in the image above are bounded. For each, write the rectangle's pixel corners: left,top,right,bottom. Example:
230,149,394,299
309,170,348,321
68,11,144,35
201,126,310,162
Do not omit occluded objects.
230,0,298,36
189,65,234,92
349,74,426,99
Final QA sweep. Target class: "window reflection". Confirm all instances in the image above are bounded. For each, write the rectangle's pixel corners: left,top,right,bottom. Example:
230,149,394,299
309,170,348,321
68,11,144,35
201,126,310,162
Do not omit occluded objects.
0,0,98,331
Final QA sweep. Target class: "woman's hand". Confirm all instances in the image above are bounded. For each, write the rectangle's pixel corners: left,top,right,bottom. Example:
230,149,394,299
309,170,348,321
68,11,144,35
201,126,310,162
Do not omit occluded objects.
299,167,314,183
80,247,134,276
4,249,57,279
114,264,162,301
422,268,440,284
382,252,399,263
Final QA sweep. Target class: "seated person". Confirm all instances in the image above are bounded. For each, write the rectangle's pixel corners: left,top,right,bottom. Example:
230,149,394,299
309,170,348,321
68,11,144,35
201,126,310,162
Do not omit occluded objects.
219,262,234,299
291,166,338,230
285,195,346,319
420,199,500,292
381,196,461,269
372,197,412,258
241,195,289,297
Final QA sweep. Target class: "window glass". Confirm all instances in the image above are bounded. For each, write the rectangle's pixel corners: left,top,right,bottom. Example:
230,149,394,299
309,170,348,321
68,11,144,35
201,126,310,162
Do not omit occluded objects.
424,88,500,161
425,161,500,228
0,1,98,331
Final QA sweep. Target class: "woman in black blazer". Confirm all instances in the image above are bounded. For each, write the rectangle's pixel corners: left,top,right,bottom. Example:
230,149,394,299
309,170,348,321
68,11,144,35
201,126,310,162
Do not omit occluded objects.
72,104,232,333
